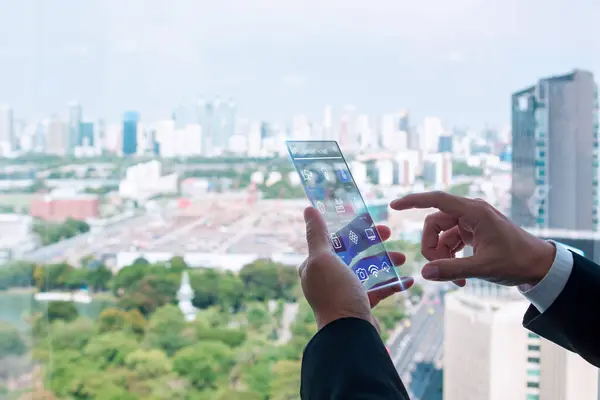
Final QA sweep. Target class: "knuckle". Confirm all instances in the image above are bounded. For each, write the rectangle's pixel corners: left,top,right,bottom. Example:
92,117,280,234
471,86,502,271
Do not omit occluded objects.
473,198,493,213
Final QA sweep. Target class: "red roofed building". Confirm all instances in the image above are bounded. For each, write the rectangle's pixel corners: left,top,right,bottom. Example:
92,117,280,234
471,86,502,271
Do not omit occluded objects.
30,192,100,222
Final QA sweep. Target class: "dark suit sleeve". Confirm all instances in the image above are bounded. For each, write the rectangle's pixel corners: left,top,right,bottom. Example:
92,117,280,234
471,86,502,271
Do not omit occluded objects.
300,317,410,400
523,251,600,367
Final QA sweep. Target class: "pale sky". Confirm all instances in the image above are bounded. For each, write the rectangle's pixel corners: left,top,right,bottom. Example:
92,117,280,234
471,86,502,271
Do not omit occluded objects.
0,0,598,128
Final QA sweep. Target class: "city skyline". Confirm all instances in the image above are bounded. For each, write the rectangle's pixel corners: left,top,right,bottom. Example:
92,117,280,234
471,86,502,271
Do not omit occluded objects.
0,0,598,127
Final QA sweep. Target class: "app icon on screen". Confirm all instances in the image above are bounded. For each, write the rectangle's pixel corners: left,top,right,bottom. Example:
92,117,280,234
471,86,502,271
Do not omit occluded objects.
364,228,376,241
381,261,391,273
336,168,351,183
356,268,368,282
334,198,346,213
368,264,379,277
316,201,326,214
330,233,344,250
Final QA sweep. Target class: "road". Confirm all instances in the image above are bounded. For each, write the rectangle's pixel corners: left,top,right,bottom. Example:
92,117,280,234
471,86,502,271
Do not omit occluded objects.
390,284,445,400
23,214,152,263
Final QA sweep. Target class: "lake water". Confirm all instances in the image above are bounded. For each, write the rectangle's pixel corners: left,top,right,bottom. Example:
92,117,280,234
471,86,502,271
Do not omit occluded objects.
0,290,115,331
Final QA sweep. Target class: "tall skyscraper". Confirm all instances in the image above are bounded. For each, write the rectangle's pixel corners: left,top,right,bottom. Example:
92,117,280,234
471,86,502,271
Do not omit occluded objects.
0,104,15,155
221,99,236,149
208,98,235,152
356,114,374,150
68,102,82,154
511,69,598,230
79,122,94,147
94,119,105,152
197,98,213,156
122,111,140,156
421,116,444,153
173,103,191,129
46,115,68,156
444,273,598,400
399,110,418,150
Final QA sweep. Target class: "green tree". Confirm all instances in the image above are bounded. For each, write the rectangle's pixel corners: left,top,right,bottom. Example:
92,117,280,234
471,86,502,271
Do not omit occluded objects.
453,160,484,176
45,301,79,323
49,318,95,351
173,341,235,391
190,269,244,311
0,323,27,357
0,261,35,290
238,260,297,302
196,327,247,348
97,307,128,333
411,283,424,299
87,264,113,291
168,256,187,271
144,304,193,356
372,296,405,334
124,308,148,336
124,348,172,380
63,217,91,235
214,390,262,400
84,331,139,368
131,257,150,266
246,303,270,330
269,360,301,400
240,360,272,396
68,367,138,400
64,268,88,290
112,264,152,295
448,182,471,197
34,262,75,291
118,273,179,316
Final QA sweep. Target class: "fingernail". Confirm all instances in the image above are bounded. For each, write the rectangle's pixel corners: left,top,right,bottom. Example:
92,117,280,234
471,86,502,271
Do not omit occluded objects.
422,265,440,280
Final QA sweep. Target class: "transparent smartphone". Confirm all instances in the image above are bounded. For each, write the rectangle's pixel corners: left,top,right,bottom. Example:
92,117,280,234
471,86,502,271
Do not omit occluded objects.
287,140,404,292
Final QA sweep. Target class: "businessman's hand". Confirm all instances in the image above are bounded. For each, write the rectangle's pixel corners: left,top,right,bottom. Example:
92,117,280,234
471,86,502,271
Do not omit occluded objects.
390,191,556,287
300,207,414,330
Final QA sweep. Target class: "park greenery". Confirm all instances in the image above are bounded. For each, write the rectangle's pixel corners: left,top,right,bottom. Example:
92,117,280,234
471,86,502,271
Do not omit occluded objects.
0,252,422,399
448,183,471,197
33,218,91,246
452,161,484,177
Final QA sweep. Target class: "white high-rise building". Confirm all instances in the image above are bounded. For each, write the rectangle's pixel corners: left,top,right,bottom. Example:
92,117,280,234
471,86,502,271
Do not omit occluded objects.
119,160,178,201
45,116,68,156
356,114,374,151
395,150,420,186
104,123,123,154
0,104,15,155
422,153,452,188
421,116,445,153
444,281,598,400
248,121,263,157
350,161,368,186
155,119,175,157
292,114,311,140
340,106,358,152
376,159,396,186
155,120,202,158
381,113,408,152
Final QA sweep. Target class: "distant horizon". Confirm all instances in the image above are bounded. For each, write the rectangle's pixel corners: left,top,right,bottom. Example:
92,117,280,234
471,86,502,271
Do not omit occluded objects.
1,1,598,128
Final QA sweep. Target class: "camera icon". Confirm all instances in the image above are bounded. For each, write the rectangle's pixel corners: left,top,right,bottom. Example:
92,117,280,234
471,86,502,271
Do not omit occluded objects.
356,268,369,282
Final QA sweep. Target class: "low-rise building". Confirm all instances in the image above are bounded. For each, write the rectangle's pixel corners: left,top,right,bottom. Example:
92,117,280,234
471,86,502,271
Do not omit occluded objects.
30,190,100,222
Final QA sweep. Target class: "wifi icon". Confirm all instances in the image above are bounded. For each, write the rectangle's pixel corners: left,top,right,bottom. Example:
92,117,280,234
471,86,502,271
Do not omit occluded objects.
368,265,379,277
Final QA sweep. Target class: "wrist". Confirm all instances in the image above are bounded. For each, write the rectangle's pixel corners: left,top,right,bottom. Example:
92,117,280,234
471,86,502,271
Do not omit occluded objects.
522,240,556,286
315,312,373,331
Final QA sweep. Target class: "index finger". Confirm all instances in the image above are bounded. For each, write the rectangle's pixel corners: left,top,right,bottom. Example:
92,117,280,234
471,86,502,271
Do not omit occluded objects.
390,191,470,216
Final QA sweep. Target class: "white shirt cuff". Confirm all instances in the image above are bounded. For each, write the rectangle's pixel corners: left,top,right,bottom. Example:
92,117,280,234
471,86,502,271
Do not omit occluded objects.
518,241,574,313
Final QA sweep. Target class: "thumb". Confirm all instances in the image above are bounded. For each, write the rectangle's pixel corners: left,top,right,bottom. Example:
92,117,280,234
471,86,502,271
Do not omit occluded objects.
421,256,483,281
304,206,331,255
